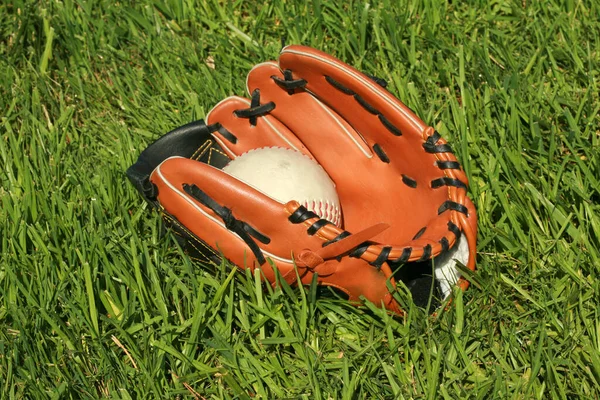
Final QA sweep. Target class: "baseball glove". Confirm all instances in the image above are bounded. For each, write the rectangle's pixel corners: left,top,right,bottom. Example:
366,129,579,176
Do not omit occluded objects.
127,45,477,314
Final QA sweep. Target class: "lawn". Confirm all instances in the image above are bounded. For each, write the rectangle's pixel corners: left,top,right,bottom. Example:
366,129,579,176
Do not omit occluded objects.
1,0,599,398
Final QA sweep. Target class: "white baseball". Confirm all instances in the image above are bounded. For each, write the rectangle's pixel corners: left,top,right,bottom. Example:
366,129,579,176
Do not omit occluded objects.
222,147,342,227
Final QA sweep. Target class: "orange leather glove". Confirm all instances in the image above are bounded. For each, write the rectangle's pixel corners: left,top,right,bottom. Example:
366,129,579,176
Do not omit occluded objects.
127,46,477,314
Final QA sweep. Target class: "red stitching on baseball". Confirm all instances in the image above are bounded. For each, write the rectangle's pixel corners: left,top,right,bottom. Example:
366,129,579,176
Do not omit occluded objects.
301,199,341,227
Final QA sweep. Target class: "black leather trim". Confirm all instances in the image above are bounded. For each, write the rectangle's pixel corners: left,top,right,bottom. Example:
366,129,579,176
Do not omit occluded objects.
126,120,229,204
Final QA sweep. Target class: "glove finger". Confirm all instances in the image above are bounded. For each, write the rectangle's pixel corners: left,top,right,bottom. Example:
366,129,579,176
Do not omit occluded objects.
245,61,374,164
206,95,311,159
278,45,427,148
277,46,459,192
151,156,328,269
273,46,473,250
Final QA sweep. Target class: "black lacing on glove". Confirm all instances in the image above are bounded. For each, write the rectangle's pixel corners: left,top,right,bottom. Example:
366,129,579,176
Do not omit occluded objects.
289,206,392,269
272,69,307,94
234,89,275,126
183,184,271,265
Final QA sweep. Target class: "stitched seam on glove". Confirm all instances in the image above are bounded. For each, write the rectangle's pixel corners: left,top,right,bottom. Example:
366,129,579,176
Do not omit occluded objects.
190,139,212,160
161,212,218,261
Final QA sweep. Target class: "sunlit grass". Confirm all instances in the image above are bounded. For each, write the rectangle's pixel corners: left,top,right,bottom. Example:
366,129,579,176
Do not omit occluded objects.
1,0,599,398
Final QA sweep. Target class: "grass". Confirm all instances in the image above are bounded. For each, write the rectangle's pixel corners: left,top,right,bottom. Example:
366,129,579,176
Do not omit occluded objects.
1,0,599,398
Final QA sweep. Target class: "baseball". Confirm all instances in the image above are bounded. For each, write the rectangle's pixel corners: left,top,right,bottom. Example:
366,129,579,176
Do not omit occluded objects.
223,147,342,227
